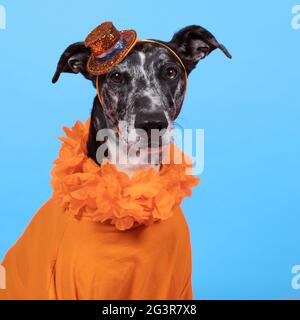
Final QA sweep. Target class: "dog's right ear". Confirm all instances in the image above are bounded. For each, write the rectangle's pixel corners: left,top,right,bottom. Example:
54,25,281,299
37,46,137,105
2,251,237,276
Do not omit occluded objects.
52,42,95,84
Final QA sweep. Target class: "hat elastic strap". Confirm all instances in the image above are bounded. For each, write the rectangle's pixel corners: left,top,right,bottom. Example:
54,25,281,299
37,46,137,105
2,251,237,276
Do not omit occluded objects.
95,78,119,133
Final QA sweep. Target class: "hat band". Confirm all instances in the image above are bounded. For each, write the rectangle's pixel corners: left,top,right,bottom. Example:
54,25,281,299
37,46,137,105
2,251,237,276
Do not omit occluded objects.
96,38,126,62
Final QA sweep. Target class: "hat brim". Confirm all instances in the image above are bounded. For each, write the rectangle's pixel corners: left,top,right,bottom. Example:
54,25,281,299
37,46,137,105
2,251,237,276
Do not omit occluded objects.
87,30,137,76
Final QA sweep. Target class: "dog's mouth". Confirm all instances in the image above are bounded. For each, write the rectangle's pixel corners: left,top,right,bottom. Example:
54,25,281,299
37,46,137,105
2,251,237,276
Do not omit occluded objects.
120,127,173,151
113,125,173,166
104,115,174,168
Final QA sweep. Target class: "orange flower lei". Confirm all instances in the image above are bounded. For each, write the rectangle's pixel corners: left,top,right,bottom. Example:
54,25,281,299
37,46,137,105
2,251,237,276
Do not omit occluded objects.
51,119,200,231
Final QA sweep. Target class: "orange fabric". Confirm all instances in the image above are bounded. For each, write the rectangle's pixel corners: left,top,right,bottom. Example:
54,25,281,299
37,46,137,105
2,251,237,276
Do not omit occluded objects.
0,199,193,300
0,118,199,300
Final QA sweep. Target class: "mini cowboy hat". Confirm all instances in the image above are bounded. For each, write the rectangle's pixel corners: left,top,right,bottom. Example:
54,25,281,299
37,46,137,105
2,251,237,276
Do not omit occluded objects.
85,22,137,75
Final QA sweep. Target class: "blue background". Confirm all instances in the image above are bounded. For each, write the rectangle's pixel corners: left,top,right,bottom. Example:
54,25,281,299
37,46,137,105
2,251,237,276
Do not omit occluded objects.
0,0,299,300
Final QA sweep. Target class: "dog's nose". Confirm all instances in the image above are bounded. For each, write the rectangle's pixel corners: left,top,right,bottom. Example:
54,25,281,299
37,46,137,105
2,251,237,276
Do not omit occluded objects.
135,112,169,133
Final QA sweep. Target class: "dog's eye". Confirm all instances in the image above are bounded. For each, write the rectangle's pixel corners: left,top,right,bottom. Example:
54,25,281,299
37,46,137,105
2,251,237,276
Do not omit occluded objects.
109,71,124,83
163,67,178,80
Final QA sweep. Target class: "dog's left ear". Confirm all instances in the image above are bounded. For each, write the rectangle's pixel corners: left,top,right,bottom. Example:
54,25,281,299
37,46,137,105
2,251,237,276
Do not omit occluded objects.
169,25,232,74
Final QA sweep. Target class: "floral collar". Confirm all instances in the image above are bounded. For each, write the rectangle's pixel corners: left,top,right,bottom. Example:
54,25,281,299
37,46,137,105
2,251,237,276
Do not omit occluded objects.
51,119,200,231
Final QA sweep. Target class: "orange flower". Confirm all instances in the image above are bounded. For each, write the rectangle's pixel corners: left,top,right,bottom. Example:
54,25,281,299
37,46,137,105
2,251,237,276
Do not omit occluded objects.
51,118,200,231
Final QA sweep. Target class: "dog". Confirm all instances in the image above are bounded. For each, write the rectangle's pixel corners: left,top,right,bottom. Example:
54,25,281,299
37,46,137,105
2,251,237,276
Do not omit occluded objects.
0,24,231,300
52,25,231,175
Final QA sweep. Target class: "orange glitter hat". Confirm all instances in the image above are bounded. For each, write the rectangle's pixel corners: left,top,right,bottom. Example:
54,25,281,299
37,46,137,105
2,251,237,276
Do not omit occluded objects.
85,22,137,75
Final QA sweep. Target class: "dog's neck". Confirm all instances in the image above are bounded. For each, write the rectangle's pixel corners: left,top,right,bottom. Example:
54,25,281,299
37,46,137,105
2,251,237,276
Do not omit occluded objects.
87,97,161,176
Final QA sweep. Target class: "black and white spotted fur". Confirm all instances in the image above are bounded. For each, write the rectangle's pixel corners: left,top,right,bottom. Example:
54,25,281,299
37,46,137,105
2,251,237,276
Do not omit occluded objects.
52,25,231,173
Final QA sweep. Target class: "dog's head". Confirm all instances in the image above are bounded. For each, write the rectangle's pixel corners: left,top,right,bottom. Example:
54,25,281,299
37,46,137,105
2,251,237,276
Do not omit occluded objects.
53,25,231,160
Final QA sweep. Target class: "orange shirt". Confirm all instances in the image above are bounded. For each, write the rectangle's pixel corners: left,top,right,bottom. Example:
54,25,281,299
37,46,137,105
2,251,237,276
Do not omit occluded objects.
0,119,199,300
0,198,193,300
